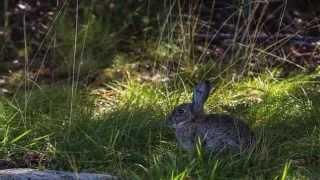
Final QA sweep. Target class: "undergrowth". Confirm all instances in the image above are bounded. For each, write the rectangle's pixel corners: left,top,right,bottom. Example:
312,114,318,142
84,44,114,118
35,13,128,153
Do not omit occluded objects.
0,72,319,179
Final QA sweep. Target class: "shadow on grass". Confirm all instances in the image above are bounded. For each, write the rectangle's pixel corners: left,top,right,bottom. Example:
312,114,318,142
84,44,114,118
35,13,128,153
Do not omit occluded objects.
242,88,320,178
0,80,319,179
0,87,171,175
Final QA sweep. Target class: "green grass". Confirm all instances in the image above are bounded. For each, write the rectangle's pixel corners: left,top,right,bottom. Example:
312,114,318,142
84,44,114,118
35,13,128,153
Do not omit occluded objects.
0,72,319,179
1,1,319,179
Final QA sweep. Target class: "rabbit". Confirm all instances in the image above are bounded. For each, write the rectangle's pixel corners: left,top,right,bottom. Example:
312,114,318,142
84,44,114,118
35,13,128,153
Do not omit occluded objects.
166,81,255,153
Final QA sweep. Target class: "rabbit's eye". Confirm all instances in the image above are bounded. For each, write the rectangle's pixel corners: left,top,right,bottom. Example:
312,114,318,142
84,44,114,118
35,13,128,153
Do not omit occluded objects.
177,108,186,114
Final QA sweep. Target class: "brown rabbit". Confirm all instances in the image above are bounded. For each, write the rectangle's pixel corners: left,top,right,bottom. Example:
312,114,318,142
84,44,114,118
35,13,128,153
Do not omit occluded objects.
166,81,255,153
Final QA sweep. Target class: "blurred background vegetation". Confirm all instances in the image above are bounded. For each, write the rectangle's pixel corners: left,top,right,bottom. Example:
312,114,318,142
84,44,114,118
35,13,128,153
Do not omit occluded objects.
1,0,320,90
0,0,170,89
0,0,320,179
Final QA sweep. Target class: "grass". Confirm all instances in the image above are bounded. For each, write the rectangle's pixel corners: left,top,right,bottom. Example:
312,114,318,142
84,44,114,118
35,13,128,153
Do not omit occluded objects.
0,72,319,179
1,0,320,179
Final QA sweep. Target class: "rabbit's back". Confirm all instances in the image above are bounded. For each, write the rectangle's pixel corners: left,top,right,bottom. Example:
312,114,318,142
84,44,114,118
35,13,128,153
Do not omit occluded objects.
196,114,255,152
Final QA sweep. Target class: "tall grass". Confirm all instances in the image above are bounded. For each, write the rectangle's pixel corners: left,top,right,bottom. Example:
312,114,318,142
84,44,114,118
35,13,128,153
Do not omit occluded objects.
0,0,319,179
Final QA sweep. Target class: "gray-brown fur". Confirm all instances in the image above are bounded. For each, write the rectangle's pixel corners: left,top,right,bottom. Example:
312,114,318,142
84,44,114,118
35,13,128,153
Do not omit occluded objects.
166,81,255,153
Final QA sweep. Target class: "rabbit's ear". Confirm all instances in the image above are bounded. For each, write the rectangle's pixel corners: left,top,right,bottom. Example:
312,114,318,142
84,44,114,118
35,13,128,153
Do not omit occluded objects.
191,81,212,113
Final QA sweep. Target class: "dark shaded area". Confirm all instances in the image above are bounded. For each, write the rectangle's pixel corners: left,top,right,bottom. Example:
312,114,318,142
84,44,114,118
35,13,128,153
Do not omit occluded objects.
0,0,165,93
0,0,319,91
178,0,320,74
0,0,60,69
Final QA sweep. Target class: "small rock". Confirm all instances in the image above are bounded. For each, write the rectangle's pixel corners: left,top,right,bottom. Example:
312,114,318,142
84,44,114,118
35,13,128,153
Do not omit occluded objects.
0,168,118,180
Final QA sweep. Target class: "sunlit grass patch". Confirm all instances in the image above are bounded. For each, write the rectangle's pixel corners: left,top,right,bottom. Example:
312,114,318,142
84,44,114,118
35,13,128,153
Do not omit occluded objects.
97,73,319,178
0,72,319,178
